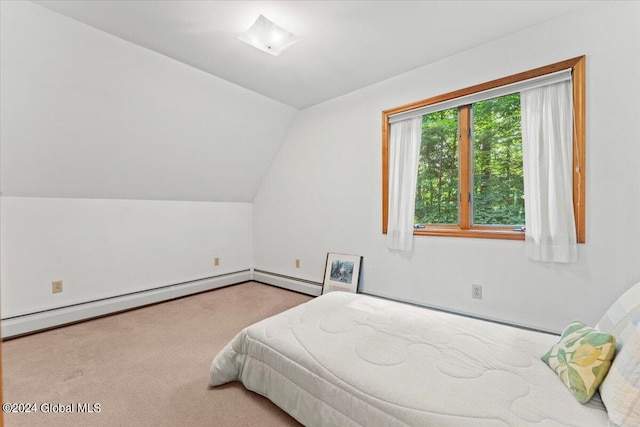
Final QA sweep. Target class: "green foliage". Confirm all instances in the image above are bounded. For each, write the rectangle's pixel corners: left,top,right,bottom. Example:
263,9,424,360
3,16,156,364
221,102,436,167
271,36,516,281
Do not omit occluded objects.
414,94,524,227
414,108,458,225
472,94,524,225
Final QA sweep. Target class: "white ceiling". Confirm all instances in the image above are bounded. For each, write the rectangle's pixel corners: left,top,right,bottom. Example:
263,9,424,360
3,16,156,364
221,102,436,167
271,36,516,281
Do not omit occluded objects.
34,0,596,109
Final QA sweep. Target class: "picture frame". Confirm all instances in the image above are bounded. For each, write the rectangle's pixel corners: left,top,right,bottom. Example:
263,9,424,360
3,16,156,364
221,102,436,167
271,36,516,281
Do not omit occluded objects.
321,252,363,295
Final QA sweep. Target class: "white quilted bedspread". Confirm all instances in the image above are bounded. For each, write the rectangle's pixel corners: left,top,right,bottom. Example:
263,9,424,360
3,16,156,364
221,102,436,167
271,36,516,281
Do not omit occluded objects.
210,292,609,426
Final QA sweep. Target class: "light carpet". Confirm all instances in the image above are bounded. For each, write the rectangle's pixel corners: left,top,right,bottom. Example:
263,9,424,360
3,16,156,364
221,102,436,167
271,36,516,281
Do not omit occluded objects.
2,281,312,426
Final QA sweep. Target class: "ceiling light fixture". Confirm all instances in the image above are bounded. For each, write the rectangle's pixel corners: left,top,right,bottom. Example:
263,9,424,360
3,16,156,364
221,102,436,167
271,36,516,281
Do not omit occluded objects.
239,15,299,56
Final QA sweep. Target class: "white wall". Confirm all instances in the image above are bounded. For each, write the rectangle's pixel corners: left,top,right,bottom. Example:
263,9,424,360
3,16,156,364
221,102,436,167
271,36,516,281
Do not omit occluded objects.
0,2,280,321
253,2,640,332
0,1,297,201
1,197,252,318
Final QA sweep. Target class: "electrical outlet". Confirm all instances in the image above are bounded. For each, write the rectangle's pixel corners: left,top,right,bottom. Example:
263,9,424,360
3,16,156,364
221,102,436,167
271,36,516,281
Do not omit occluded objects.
52,280,63,294
214,257,220,266
295,259,300,268
472,284,482,299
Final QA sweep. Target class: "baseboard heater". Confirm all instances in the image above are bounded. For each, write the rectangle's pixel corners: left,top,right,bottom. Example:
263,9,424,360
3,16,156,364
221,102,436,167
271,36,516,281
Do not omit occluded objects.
253,269,322,297
1,270,251,339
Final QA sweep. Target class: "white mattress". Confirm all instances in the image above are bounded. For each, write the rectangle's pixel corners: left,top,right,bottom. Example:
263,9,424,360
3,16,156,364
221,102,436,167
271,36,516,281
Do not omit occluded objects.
210,292,609,426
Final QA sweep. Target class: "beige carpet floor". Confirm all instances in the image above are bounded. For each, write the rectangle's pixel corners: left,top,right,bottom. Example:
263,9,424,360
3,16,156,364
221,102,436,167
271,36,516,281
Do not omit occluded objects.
2,281,312,426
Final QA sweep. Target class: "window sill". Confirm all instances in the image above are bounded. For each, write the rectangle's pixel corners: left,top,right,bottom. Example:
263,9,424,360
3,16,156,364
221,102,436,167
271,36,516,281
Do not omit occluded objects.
413,226,525,241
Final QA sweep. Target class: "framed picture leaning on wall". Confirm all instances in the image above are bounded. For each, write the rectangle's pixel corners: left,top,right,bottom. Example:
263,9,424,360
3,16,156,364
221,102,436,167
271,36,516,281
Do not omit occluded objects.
321,253,363,295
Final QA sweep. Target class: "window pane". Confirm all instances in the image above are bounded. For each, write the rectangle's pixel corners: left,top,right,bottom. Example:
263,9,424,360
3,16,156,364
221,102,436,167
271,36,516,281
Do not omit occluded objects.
472,93,524,226
415,108,459,225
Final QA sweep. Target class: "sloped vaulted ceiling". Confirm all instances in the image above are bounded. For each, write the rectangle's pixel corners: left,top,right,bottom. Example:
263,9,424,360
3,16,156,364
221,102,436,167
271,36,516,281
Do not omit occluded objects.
0,1,297,202
32,0,596,109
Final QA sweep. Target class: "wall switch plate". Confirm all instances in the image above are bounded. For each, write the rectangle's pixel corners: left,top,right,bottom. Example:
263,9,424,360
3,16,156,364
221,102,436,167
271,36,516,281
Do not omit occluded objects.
472,284,482,299
214,257,220,266
295,259,300,268
52,280,63,294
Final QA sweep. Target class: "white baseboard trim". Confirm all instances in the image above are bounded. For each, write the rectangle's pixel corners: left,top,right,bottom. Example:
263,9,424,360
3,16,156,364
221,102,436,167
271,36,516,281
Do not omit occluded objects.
2,270,251,338
253,270,322,296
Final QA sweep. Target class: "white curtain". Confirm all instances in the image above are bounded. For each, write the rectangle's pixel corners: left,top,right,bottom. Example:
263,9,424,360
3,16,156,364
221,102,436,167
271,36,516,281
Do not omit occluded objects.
387,117,422,251
521,80,577,263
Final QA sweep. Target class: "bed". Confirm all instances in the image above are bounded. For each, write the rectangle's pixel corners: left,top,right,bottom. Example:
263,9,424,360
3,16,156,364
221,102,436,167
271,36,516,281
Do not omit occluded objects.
210,286,640,426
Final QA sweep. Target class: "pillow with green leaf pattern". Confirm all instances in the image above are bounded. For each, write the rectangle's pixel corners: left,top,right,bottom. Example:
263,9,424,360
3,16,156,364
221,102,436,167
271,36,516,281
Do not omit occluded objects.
542,321,616,403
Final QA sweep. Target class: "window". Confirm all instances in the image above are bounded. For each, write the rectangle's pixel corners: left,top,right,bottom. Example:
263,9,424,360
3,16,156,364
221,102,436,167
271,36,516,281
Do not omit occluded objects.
415,94,524,228
382,56,585,241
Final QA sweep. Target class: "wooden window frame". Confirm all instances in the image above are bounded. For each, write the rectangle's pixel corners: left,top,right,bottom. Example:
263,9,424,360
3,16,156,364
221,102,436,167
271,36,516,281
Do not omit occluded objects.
382,56,586,242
